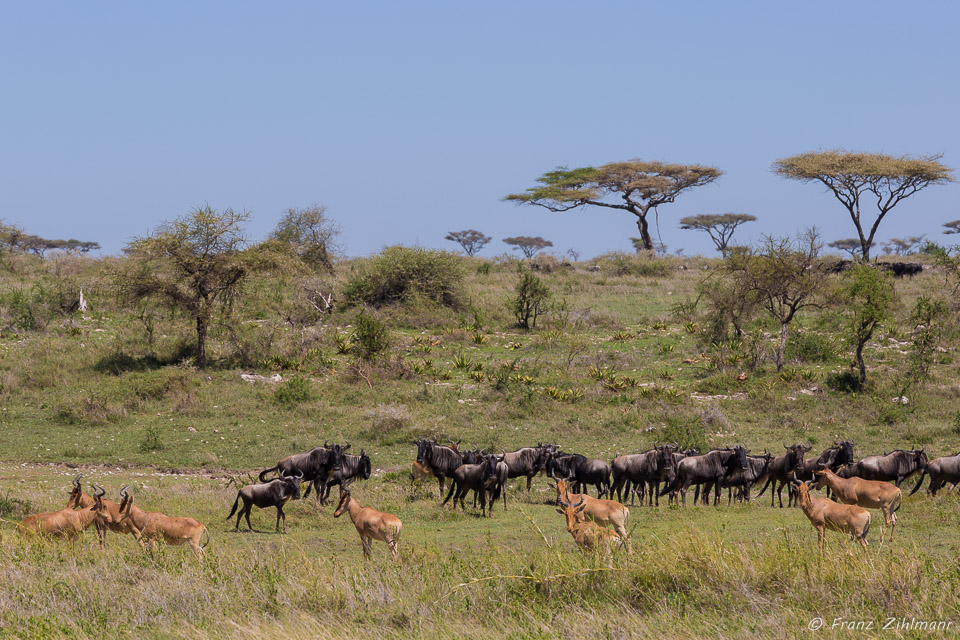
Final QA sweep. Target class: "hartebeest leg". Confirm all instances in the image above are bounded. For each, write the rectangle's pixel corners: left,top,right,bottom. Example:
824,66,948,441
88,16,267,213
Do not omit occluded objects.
816,527,825,553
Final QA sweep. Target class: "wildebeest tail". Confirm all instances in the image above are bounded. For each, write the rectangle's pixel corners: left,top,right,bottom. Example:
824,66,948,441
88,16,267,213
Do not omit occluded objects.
908,469,927,496
441,479,457,505
259,465,279,482
660,474,680,497
226,493,241,520
754,476,773,498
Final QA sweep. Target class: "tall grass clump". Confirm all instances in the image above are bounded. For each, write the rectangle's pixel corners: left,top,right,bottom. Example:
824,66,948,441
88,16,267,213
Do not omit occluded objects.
273,376,316,406
343,246,465,308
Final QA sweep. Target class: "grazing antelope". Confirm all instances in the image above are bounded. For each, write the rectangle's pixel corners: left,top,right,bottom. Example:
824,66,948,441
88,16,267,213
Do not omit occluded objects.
333,481,402,559
555,495,624,554
815,467,901,544
550,479,631,550
117,487,209,561
20,485,107,540
792,475,870,553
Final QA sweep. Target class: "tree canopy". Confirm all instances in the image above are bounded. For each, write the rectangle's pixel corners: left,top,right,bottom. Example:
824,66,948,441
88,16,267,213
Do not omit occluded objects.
505,160,723,251
445,230,491,256
943,220,960,235
503,236,553,258
773,150,954,260
678,213,756,257
269,205,340,272
828,238,872,258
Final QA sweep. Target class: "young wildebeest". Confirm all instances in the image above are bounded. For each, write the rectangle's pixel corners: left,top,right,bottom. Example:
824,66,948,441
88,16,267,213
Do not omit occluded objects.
547,452,611,498
227,472,303,533
838,448,927,487
661,446,749,507
318,449,371,505
792,475,870,553
416,438,464,499
259,441,346,502
754,443,811,507
20,485,107,540
611,444,677,506
815,467,901,544
333,481,402,559
909,451,960,497
118,488,209,561
485,455,509,511
442,454,497,516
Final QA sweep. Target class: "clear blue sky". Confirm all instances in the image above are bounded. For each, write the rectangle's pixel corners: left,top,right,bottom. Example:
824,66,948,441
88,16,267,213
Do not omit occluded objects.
2,2,958,258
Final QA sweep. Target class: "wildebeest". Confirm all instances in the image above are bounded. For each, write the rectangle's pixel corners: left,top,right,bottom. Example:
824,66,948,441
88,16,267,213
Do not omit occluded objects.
661,446,750,507
838,448,927,487
546,452,611,498
259,441,346,501
792,440,856,505
701,451,773,505
909,451,960,496
611,444,677,506
754,443,811,507
815,467,901,543
227,472,303,532
318,449,372,505
416,438,464,498
442,454,497,516
485,455,509,511
500,443,553,491
792,474,870,553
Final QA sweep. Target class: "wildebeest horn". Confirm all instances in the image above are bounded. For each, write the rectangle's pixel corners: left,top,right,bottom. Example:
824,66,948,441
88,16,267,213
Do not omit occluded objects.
804,444,812,451
324,440,330,447
833,439,838,445
343,441,351,451
783,443,790,450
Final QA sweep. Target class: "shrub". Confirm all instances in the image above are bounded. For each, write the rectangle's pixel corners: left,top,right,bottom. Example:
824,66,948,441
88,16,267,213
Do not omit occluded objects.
342,246,464,308
0,492,32,518
593,251,670,277
353,312,391,360
139,425,163,452
826,371,861,393
785,329,837,363
658,415,708,452
513,265,551,329
274,376,316,406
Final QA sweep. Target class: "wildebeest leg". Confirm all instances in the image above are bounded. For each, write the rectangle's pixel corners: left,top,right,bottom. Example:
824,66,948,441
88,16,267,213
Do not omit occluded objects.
438,476,446,500
947,482,958,497
775,481,782,508
276,505,285,533
480,489,488,517
234,501,246,531
526,475,533,492
244,505,254,532
680,481,690,507
302,481,313,499
714,481,721,506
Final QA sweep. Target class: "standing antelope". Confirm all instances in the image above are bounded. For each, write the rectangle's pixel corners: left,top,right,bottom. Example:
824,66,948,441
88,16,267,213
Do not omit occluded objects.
117,487,209,561
333,481,402,559
814,467,901,544
20,485,107,540
67,479,145,550
550,479,630,550
555,495,624,554
792,475,870,553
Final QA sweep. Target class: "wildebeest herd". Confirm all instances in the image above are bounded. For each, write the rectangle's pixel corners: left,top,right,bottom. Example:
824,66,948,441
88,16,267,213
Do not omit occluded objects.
14,436,955,560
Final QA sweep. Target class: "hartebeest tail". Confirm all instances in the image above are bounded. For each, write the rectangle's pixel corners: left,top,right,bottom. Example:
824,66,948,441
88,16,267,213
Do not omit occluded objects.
333,481,402,559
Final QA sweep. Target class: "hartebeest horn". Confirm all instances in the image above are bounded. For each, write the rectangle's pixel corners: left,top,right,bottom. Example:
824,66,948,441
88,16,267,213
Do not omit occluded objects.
72,474,83,488
93,484,106,499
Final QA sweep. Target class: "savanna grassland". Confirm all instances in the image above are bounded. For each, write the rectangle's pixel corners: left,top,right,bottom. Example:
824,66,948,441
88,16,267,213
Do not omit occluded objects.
2,247,960,639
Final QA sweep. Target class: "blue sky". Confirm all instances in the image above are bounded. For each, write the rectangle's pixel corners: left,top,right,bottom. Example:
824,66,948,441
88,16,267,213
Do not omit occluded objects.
2,2,958,258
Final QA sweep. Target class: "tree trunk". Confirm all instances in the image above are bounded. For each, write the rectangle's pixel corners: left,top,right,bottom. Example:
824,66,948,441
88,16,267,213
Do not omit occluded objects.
196,315,208,369
635,214,652,251
855,340,867,386
776,322,788,372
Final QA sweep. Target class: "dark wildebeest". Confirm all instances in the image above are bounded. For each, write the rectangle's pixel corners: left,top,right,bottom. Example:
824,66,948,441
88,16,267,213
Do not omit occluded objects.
792,440,856,505
754,443,811,507
259,441,346,502
319,449,372,505
485,455,509,511
501,443,552,491
661,446,750,507
416,438,464,499
838,448,927,487
227,472,302,532
909,451,960,497
442,454,498,516
611,444,677,506
702,451,773,505
547,453,611,498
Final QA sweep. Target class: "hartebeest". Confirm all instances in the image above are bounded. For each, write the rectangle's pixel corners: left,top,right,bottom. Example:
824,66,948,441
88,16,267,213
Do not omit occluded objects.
555,495,624,554
333,481,402,559
117,487,209,560
792,474,870,553
551,479,630,550
67,480,146,550
20,485,107,540
815,467,901,543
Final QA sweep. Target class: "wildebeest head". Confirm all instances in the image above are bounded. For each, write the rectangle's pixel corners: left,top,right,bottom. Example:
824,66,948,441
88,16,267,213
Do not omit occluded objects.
732,444,749,470
657,443,679,478
327,441,347,472
908,447,928,472
784,443,810,472
462,446,483,465
280,471,304,500
359,449,372,480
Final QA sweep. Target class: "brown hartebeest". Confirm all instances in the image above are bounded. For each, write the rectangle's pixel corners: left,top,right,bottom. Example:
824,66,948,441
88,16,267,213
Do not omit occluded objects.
792,475,870,553
67,480,145,550
117,487,209,561
814,467,901,544
20,485,107,540
550,479,631,551
333,481,402,559
555,495,624,554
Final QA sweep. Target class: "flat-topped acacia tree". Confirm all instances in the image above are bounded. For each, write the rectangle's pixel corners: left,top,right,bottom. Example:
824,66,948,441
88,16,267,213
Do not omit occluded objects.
445,230,491,256
679,213,756,257
773,151,954,261
505,160,723,251
828,238,873,258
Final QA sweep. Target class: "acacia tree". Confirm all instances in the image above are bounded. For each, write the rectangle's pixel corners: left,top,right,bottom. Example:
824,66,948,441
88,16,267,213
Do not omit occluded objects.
828,238,873,258
773,151,954,260
881,236,924,256
678,213,756,257
445,229,491,256
503,236,553,258
843,264,894,386
270,205,340,272
505,160,723,250
122,205,251,369
721,230,829,372
944,220,960,235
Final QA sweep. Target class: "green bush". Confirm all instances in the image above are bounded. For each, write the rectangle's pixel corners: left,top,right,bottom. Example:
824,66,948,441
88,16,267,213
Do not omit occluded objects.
658,415,708,453
826,371,861,393
513,265,551,329
785,329,837,363
139,425,164,452
274,376,317,406
594,251,670,277
343,246,465,308
353,312,391,360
